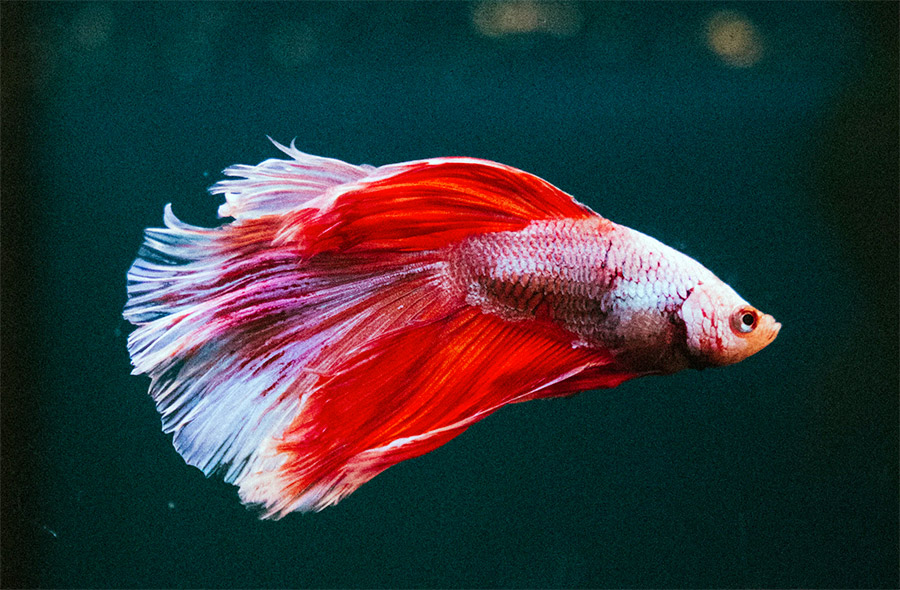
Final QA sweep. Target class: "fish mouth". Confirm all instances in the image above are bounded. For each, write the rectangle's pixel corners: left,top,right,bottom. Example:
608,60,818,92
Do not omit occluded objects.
762,315,781,342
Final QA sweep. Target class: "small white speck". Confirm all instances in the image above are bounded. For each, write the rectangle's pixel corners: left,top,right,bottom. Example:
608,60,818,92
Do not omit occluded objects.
167,501,176,510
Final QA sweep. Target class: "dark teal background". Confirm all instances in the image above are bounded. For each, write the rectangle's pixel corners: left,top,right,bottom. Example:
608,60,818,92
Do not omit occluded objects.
2,2,897,588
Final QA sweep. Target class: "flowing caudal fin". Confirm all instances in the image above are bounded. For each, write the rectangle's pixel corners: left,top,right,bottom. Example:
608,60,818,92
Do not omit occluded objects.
125,143,629,518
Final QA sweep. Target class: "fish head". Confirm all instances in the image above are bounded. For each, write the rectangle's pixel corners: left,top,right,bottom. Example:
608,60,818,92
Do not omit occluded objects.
678,280,780,368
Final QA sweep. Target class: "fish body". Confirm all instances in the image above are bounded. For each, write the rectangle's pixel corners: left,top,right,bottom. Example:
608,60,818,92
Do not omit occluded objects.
451,217,707,373
125,140,779,517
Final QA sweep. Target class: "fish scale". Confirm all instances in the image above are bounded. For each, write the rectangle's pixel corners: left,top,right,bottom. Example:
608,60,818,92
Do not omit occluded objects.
449,217,702,347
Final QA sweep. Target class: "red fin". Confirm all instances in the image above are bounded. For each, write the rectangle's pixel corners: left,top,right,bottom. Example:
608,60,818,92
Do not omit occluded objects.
281,158,595,256
125,145,625,519
238,308,636,517
125,203,454,494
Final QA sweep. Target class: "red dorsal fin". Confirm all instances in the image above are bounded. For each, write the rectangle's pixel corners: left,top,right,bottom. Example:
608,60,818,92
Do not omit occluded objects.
278,157,596,256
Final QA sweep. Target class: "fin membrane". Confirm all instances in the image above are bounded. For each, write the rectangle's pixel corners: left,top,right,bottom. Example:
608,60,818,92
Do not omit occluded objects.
125,144,628,518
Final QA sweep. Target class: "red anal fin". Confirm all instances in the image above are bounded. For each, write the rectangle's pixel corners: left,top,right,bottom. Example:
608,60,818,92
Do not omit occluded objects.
517,363,641,403
237,308,634,516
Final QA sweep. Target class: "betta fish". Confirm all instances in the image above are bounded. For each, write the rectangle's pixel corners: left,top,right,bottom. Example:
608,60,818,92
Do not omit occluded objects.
124,139,780,518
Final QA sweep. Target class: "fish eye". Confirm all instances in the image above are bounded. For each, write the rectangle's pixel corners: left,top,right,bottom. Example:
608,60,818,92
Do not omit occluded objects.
730,307,758,335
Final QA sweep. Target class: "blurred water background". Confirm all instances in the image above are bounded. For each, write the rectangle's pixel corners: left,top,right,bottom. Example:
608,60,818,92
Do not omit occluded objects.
2,2,897,588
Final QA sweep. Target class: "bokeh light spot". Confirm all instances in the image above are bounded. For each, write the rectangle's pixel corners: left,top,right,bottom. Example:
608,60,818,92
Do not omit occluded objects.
705,10,764,68
472,1,583,38
71,4,115,51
